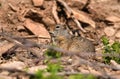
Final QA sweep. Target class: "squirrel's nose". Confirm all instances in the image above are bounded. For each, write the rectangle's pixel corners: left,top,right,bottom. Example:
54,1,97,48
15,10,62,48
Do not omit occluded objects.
49,31,53,34
49,31,55,37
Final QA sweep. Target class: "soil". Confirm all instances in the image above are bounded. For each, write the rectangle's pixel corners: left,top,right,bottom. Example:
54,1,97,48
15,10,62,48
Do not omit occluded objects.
0,0,120,79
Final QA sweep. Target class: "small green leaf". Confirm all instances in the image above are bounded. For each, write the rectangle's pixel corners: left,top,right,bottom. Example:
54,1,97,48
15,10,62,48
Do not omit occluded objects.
45,49,61,58
104,45,111,53
47,63,62,73
33,70,44,79
101,36,109,45
87,74,96,79
46,74,63,79
69,74,84,79
69,74,96,79
111,41,120,53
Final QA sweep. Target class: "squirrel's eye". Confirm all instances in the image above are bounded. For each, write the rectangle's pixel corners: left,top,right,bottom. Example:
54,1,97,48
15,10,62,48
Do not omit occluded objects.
56,25,60,29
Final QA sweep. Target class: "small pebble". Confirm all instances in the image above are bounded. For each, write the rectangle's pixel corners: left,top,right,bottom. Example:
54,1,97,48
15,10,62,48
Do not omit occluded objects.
17,25,25,31
114,23,120,29
104,27,115,36
115,31,120,38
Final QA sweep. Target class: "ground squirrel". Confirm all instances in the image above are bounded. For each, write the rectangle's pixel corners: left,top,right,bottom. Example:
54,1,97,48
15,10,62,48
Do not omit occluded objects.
50,24,95,53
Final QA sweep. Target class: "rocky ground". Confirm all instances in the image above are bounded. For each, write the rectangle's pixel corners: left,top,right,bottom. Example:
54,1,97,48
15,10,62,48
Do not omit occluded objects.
0,0,120,79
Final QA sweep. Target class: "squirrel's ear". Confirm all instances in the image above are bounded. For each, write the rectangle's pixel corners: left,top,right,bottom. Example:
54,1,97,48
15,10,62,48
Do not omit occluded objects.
62,24,68,29
64,24,69,30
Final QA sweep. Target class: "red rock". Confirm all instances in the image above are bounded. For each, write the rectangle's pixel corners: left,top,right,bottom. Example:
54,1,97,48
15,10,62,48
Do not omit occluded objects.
0,61,26,69
28,65,47,73
32,0,44,7
72,9,96,28
106,16,120,23
24,19,51,38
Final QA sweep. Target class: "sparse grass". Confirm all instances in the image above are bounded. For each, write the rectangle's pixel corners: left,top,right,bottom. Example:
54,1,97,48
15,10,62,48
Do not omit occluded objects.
30,62,63,79
69,74,96,79
30,63,96,79
30,45,96,79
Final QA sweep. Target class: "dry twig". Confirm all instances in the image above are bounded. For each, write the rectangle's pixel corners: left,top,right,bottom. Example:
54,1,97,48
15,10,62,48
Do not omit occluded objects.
52,1,60,24
56,0,87,32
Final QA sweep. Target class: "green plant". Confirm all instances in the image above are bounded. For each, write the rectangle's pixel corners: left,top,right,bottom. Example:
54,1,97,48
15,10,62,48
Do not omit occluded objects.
30,63,63,79
31,45,96,79
69,74,96,79
47,63,62,73
45,63,63,79
102,36,120,63
32,70,44,79
31,67,96,79
45,44,62,58
45,49,62,58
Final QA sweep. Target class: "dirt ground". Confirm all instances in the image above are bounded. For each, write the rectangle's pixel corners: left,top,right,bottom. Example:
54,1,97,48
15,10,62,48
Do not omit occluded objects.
0,0,120,79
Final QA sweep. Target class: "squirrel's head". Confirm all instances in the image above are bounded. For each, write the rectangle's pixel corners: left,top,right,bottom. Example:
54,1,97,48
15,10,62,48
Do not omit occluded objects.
50,24,71,41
